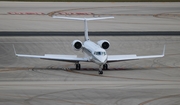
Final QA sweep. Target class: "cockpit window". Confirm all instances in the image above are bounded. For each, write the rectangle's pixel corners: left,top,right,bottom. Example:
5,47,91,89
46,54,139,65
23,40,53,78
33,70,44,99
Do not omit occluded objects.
94,51,106,55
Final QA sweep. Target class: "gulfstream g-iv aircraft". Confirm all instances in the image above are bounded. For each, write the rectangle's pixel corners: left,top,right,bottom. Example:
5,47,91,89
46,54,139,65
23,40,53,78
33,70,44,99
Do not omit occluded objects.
14,16,165,75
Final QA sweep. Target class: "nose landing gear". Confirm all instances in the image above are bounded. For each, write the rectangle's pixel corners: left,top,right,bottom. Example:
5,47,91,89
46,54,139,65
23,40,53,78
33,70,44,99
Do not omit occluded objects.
99,64,108,75
98,65,103,75
99,70,103,75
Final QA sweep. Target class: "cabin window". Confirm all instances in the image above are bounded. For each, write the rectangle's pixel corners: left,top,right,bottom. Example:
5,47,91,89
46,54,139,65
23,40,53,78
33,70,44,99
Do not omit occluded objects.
94,51,106,55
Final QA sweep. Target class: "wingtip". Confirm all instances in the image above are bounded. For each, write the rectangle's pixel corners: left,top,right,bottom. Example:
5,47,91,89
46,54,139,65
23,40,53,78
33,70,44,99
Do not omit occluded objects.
12,44,17,56
52,15,58,18
163,45,166,56
52,15,59,18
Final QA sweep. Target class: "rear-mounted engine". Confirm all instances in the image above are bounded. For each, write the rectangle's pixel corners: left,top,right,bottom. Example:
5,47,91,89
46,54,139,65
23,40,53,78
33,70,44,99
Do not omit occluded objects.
72,40,82,51
97,40,110,49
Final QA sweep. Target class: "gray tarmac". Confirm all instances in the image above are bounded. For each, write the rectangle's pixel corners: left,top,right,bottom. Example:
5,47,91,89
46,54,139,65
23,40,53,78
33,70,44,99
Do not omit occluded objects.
0,36,180,105
0,2,180,105
0,2,180,31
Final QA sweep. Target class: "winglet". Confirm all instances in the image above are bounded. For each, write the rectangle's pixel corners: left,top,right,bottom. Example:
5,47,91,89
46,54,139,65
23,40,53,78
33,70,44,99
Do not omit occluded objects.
12,44,17,56
163,45,166,56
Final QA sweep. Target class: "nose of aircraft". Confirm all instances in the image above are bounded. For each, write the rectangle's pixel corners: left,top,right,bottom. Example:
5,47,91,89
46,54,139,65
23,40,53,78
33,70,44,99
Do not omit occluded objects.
98,56,107,64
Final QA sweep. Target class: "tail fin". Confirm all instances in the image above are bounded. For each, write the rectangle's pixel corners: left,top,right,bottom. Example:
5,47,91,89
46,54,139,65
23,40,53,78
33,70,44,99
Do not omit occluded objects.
53,16,114,41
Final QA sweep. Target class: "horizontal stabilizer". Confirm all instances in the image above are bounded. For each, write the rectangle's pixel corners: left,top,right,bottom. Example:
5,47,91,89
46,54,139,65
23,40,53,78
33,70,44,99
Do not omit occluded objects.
53,16,114,21
53,16,114,41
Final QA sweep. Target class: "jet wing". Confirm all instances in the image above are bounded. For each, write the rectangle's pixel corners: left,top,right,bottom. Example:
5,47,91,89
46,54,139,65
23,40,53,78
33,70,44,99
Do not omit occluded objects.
107,46,165,63
13,45,88,62
15,54,88,62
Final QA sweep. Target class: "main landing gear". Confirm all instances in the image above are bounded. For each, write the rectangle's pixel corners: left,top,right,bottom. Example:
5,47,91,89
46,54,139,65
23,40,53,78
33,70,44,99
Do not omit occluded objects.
75,63,81,70
75,63,108,75
103,64,108,70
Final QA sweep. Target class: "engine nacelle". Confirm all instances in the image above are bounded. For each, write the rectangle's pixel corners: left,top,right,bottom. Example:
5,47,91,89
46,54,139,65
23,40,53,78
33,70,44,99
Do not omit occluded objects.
97,40,110,49
72,40,82,51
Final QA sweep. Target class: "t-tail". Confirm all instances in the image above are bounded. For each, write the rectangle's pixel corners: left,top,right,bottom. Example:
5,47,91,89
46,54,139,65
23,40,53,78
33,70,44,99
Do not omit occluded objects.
53,16,114,41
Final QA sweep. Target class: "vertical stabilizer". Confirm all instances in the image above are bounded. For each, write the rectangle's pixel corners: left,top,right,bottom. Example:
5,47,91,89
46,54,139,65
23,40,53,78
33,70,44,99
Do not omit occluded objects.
53,16,114,41
84,19,89,41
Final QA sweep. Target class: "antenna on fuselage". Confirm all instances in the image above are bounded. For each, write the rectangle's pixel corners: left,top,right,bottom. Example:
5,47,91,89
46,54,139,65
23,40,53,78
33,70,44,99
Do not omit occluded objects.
53,16,114,41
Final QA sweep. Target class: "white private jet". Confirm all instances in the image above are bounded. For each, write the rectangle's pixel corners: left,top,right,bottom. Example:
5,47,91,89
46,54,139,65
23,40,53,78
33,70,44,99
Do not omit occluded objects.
13,16,165,75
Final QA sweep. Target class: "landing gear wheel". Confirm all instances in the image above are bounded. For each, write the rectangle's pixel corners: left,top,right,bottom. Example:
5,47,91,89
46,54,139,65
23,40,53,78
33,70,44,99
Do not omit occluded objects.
75,64,81,70
99,71,103,75
103,64,108,70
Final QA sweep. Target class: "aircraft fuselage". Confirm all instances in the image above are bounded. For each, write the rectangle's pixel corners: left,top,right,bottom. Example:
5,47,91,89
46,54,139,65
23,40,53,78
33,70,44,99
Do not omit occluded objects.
83,40,107,65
